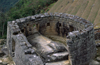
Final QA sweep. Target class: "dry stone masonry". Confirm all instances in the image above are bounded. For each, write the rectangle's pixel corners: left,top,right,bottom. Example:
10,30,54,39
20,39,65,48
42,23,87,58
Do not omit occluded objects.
7,13,96,65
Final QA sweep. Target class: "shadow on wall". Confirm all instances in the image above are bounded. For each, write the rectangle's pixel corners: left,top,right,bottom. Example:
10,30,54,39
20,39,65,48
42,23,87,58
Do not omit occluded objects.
20,21,75,38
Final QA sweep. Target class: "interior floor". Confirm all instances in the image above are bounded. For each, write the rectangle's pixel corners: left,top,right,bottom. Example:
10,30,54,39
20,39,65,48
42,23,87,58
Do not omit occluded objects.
27,32,69,63
45,35,69,46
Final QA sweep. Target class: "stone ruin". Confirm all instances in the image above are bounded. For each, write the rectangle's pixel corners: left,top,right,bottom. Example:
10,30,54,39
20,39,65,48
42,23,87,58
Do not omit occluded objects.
7,13,96,65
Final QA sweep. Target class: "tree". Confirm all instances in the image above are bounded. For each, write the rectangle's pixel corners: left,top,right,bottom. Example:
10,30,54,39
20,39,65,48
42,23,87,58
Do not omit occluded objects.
0,12,7,38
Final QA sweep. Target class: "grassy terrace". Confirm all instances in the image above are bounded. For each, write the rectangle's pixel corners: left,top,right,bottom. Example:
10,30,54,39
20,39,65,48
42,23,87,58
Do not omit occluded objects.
81,0,95,19
48,0,100,29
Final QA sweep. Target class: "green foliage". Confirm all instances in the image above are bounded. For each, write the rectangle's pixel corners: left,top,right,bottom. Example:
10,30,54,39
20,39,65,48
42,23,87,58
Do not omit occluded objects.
7,0,57,19
0,12,7,38
0,0,57,38
21,7,35,17
0,0,19,12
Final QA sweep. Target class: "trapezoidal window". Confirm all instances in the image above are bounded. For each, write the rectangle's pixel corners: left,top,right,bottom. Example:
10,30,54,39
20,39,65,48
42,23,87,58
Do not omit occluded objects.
47,23,50,26
21,29,24,33
36,24,39,30
36,24,38,28
27,23,29,26
69,25,74,32
29,27,32,31
59,23,61,27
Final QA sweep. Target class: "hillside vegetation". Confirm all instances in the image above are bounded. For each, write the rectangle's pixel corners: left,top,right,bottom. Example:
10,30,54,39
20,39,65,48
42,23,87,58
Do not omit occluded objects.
0,0,19,12
7,0,57,20
0,0,57,38
48,0,100,29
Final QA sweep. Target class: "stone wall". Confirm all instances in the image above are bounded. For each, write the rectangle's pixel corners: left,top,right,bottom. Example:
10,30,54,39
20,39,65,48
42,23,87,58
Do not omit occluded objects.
12,34,43,65
7,21,44,65
94,28,100,47
7,13,96,65
67,27,96,65
17,13,87,37
94,28,100,40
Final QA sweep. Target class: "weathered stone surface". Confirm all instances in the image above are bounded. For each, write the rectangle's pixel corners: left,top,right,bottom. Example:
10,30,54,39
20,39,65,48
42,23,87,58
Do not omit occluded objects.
47,52,68,62
97,57,100,61
67,26,96,65
27,32,68,62
90,60,100,65
46,60,69,65
7,13,96,65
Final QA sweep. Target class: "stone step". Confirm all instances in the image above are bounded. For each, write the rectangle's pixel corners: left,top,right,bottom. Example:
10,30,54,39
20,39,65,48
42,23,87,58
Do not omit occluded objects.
46,60,69,65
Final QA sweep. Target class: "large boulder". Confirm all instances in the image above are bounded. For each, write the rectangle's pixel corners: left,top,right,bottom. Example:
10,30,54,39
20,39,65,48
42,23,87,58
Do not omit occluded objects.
27,33,68,63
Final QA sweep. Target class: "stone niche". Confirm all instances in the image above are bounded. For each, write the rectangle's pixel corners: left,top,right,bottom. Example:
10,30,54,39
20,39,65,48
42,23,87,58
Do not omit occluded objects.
7,13,96,65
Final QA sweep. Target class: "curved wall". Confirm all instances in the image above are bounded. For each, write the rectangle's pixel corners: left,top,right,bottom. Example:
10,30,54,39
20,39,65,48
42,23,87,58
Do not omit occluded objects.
17,13,89,37
7,13,96,65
